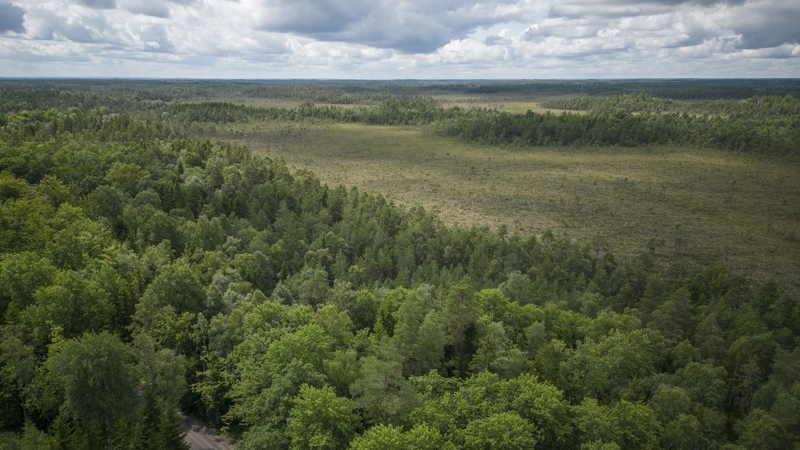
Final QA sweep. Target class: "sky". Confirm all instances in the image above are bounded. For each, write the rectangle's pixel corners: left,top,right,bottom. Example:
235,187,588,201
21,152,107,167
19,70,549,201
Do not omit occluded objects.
0,0,798,78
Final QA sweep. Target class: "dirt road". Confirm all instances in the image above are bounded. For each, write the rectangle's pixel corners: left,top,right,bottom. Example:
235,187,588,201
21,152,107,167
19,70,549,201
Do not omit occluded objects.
183,416,235,450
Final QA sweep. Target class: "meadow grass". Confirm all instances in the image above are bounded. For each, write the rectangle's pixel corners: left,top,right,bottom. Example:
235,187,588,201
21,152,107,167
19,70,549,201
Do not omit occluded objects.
499,102,588,115
188,97,374,109
204,93,583,112
219,122,800,292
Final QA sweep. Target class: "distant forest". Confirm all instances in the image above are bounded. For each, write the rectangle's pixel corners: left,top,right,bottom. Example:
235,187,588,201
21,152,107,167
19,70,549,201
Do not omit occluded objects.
3,78,800,102
1,80,799,450
2,80,799,159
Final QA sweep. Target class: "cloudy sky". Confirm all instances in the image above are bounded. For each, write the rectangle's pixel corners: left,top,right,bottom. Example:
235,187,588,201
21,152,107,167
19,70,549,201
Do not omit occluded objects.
1,0,798,78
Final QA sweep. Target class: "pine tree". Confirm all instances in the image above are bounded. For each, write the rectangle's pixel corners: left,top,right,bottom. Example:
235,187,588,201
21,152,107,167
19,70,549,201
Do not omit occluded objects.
158,403,190,450
135,386,162,450
46,415,73,450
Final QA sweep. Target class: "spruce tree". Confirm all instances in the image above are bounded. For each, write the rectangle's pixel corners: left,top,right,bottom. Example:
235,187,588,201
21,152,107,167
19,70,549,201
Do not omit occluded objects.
136,386,162,450
46,415,73,450
158,403,190,450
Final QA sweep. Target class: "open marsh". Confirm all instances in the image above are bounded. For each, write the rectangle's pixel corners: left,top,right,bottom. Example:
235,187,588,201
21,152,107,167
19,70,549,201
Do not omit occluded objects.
223,122,800,291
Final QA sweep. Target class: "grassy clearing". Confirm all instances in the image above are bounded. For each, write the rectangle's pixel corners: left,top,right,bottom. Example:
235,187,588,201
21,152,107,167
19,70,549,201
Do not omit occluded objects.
219,122,800,291
205,93,585,113
500,102,588,115
187,97,374,109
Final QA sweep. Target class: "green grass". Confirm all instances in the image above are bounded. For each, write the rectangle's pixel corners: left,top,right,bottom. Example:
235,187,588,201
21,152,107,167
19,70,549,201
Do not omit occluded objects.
207,92,585,113
218,122,800,292
500,102,587,115
187,97,373,109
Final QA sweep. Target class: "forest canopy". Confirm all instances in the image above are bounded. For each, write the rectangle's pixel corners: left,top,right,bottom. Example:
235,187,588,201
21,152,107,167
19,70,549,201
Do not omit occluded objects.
1,82,799,449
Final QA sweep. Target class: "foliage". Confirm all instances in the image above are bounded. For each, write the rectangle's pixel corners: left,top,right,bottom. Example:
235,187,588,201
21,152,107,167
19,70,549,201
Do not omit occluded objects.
1,88,798,449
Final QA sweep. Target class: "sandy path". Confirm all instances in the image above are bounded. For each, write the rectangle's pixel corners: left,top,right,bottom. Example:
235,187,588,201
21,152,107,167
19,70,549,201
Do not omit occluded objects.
183,416,236,450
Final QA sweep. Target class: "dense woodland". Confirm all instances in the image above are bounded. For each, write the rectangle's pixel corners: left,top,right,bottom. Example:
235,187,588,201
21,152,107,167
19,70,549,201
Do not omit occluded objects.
8,94,797,158
1,82,799,450
541,94,800,118
2,80,800,160
3,79,800,103
169,96,800,158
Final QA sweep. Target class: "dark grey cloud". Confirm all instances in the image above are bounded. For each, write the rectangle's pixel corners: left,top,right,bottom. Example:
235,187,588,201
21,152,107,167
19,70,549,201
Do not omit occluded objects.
2,0,798,78
728,4,800,49
76,0,117,9
57,22,100,42
254,0,519,53
548,0,745,20
76,0,195,10
0,2,25,33
121,0,171,17
5,53,94,63
29,8,121,44
257,0,368,34
533,0,797,55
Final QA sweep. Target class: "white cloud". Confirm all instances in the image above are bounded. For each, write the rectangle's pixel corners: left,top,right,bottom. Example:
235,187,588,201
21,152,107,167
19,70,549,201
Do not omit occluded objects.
0,0,798,77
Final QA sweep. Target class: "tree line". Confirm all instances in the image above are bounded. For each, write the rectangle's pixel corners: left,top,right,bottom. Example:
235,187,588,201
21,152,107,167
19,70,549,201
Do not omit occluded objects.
1,104,799,449
161,98,800,158
541,94,800,118
3,81,800,159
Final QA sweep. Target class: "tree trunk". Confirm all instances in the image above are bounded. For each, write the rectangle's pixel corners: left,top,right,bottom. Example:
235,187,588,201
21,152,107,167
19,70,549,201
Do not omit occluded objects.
457,324,464,378
104,408,113,450
18,394,28,422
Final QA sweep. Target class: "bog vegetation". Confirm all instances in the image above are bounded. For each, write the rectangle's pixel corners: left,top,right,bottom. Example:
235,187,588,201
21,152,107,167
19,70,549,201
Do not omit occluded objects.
1,80,799,450
231,123,800,292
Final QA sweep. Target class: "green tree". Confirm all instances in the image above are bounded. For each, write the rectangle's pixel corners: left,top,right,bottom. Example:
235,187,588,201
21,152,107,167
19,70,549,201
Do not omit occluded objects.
286,385,359,450
228,324,331,424
390,288,429,374
348,290,379,332
19,421,48,450
463,412,538,450
323,350,360,398
443,283,477,378
575,399,660,450
49,332,137,450
0,324,37,422
313,304,355,350
296,266,330,311
476,289,511,322
348,425,404,450
235,359,326,450
559,330,652,402
46,210,113,270
469,321,508,375
351,339,420,426
348,424,455,450
404,424,457,450
0,251,57,314
607,400,660,450
157,403,191,450
503,373,573,449
648,385,691,424
373,290,400,338
138,262,205,316
23,270,114,342
737,409,788,450
45,415,83,450
106,163,148,195
133,385,161,449
132,333,188,407
410,312,446,376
